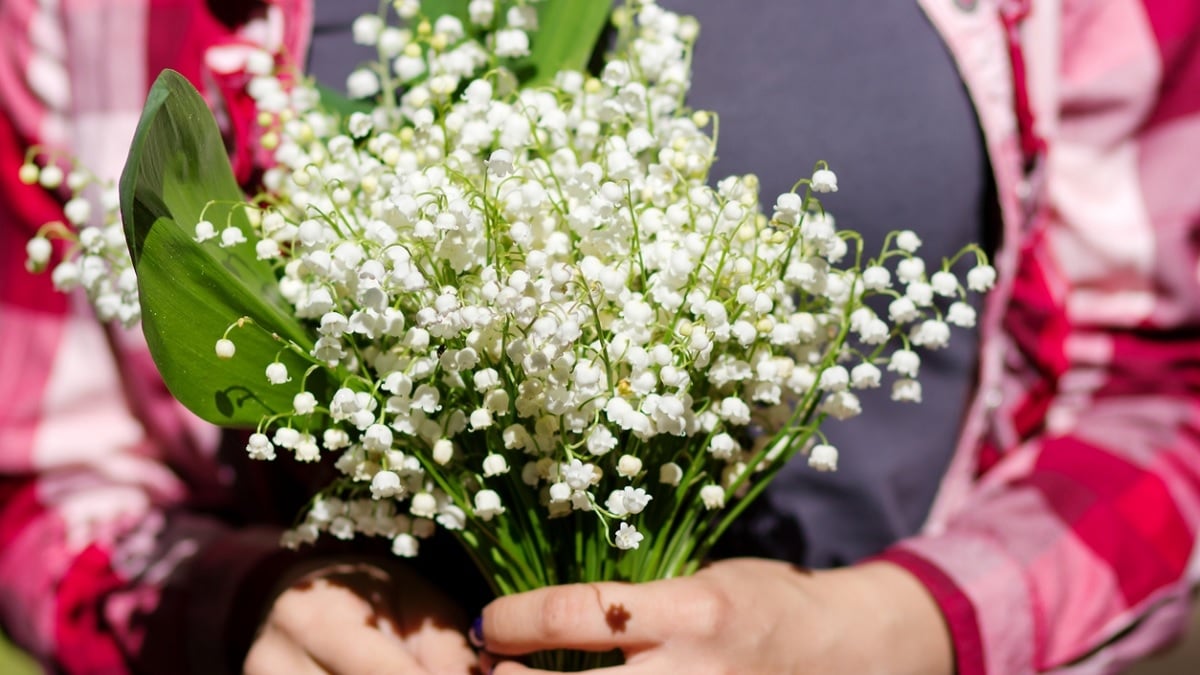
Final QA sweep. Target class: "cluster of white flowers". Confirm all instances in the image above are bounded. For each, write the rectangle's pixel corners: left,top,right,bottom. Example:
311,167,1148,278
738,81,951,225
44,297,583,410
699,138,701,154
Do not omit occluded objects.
223,0,995,557
21,161,139,326
24,0,993,563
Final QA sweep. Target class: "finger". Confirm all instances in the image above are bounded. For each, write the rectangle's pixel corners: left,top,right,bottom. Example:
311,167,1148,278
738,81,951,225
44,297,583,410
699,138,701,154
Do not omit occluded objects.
480,578,722,656
404,618,478,673
273,586,433,674
244,627,328,675
385,570,476,672
308,624,435,674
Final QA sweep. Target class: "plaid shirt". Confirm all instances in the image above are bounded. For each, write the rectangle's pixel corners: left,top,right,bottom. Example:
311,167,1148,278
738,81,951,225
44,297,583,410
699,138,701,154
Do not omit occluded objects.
879,1,1200,673
1,1,1198,673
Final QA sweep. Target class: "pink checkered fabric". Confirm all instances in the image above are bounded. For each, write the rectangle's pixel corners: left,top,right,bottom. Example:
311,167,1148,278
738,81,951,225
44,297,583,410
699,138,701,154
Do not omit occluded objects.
0,1,312,671
879,2,1200,674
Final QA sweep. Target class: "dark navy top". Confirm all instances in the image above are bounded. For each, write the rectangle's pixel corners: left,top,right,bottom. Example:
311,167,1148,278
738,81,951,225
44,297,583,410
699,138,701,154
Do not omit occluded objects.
677,1,991,566
308,0,992,568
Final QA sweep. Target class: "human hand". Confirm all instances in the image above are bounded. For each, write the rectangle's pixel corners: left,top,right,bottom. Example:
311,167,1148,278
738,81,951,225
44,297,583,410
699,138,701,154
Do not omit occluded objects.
476,559,952,674
244,559,478,674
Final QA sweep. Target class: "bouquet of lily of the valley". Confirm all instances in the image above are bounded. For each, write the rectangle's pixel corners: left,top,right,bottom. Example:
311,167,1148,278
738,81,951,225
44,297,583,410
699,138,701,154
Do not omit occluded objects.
24,0,992,669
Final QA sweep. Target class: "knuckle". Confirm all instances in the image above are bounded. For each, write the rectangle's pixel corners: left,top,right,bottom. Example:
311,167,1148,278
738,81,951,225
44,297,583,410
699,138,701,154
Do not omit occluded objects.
679,584,731,638
271,590,324,637
537,586,591,639
268,588,302,619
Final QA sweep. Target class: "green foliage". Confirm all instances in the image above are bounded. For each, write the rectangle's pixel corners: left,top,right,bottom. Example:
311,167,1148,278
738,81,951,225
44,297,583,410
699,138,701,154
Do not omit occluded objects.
421,0,612,86
421,0,470,21
116,3,615,428
525,0,613,85
119,70,321,428
315,82,372,116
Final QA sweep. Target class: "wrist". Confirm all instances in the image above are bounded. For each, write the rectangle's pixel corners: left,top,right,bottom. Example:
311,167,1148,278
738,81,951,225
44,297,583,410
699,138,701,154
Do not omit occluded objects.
817,562,954,675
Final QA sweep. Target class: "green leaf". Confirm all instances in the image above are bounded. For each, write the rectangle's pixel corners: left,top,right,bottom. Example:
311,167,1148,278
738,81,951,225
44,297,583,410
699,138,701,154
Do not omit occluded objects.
316,82,372,117
526,0,613,86
421,0,470,21
421,0,612,87
119,70,319,427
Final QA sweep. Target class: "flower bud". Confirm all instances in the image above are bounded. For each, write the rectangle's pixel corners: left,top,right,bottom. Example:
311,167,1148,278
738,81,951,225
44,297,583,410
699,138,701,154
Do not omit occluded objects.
38,165,63,189
433,439,454,465
25,237,51,269
63,198,91,225
215,339,236,359
659,462,683,486
18,163,39,185
616,455,642,479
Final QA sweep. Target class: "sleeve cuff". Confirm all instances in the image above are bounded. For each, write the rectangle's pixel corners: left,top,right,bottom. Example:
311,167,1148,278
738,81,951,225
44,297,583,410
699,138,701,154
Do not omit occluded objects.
176,527,299,675
176,528,412,674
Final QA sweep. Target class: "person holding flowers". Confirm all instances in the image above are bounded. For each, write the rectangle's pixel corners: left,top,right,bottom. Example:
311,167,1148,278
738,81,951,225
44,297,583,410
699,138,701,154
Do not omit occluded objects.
472,2,1200,673
2,2,1199,675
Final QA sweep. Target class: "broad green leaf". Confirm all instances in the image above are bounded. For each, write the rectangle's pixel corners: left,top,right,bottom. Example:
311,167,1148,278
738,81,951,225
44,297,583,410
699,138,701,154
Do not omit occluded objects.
526,0,613,86
421,0,611,87
421,0,470,21
120,70,320,427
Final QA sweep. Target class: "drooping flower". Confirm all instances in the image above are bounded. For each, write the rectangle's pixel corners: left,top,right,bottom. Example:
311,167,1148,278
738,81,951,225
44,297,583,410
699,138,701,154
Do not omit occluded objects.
473,489,506,521
808,444,838,472
967,264,997,292
888,349,921,378
930,271,959,297
482,453,509,477
246,433,276,461
910,320,951,350
946,302,977,328
265,362,290,384
850,362,882,389
699,485,725,510
895,230,922,253
370,470,403,499
891,378,923,403
614,522,644,550
810,168,838,193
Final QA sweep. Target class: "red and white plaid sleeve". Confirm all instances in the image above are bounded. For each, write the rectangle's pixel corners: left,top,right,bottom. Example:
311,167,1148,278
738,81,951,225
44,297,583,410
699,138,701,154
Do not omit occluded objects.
881,2,1200,673
0,1,311,672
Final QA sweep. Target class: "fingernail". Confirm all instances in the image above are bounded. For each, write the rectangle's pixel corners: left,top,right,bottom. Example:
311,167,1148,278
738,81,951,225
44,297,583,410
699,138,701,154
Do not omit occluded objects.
469,616,485,648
